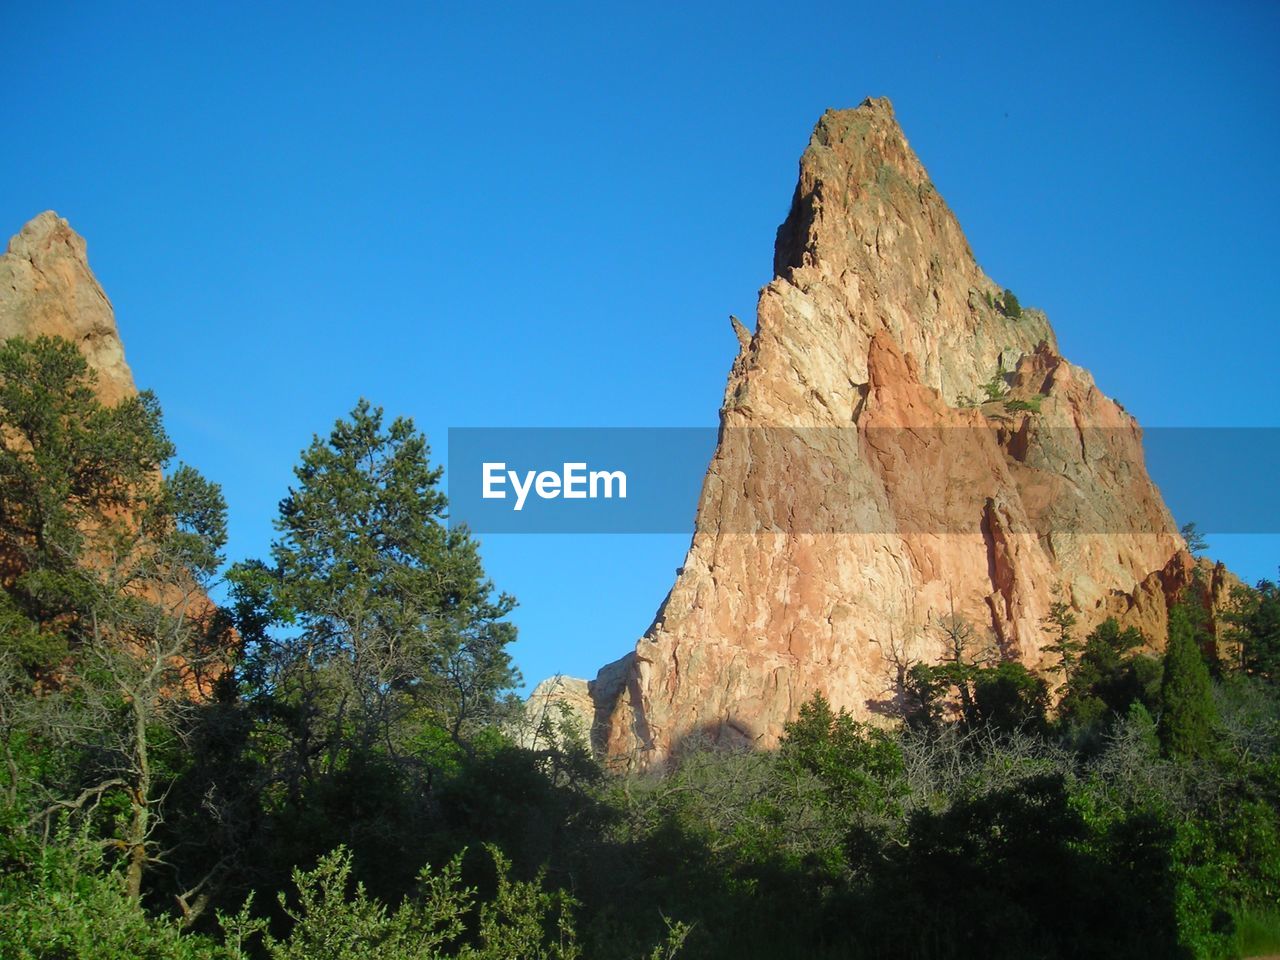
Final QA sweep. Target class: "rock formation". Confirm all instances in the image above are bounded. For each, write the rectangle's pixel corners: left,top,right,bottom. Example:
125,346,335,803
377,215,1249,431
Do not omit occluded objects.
1,211,231,693
0,211,136,403
518,676,595,749
576,98,1213,765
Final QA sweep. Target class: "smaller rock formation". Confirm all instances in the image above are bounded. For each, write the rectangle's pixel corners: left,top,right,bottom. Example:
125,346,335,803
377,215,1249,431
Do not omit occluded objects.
0,211,231,696
0,212,136,403
518,675,594,749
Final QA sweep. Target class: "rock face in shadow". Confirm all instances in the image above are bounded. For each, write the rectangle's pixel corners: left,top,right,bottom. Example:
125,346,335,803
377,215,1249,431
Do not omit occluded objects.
0,212,137,403
585,98,1211,766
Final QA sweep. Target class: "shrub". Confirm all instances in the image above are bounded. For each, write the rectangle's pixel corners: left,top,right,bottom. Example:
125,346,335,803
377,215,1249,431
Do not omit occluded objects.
998,289,1023,318
220,845,582,960
0,827,223,960
1003,395,1044,414
982,373,1008,401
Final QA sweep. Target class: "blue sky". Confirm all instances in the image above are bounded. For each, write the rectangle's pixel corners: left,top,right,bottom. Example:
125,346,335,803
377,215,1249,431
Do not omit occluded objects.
2,1,1277,688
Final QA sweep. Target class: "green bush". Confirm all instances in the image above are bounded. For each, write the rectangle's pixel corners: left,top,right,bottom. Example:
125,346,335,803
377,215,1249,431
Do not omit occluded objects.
998,289,1023,318
1003,394,1045,413
1233,907,1280,957
0,828,223,960
221,845,582,960
972,661,1049,732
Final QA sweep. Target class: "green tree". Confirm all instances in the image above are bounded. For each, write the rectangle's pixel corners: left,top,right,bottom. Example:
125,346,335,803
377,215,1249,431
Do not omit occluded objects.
972,661,1049,733
0,335,174,664
1226,580,1280,681
902,661,945,729
228,401,518,895
1059,618,1152,733
237,400,517,753
1181,521,1210,557
0,335,229,903
998,288,1022,319
1043,598,1081,686
780,693,906,826
1159,606,1217,760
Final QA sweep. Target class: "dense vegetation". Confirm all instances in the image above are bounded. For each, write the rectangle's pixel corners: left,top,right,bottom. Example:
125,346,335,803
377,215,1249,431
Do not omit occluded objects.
1,335,1278,959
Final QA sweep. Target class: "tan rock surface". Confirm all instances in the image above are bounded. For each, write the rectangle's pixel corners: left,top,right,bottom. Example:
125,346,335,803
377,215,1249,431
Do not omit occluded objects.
589,98,1204,765
0,212,136,403
0,211,231,695
520,675,595,749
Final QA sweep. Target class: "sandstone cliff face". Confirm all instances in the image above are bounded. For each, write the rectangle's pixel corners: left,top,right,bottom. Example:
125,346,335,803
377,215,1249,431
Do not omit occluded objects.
589,98,1202,765
0,212,136,403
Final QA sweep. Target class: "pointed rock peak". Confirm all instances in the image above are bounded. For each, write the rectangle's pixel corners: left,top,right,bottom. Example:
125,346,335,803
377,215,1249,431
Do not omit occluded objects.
21,209,67,233
812,98,927,185
585,104,1197,765
6,210,89,262
810,97,905,151
0,212,135,403
774,97,951,280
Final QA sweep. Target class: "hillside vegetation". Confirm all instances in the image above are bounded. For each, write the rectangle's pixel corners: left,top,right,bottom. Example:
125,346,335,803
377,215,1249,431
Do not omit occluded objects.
1,336,1278,960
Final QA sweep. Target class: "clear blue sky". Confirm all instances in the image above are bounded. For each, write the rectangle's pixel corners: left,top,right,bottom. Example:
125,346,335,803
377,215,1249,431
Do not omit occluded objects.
2,1,1277,688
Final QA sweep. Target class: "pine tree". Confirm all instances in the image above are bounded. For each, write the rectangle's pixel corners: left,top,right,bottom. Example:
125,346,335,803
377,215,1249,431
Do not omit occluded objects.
233,399,519,772
0,335,228,901
0,335,175,658
1158,605,1217,760
1228,579,1280,681
1043,598,1081,686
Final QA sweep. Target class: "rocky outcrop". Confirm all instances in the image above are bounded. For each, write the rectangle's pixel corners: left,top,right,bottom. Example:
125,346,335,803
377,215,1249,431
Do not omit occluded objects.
0,212,136,403
519,676,594,748
1,211,231,695
586,98,1205,765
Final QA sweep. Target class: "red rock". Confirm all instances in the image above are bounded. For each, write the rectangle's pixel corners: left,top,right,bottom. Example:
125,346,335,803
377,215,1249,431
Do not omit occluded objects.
579,99,1213,765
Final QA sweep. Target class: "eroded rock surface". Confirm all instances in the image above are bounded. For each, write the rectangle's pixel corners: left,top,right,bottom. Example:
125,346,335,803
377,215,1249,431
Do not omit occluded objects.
519,676,594,748
1,211,231,693
0,212,136,403
585,99,1207,765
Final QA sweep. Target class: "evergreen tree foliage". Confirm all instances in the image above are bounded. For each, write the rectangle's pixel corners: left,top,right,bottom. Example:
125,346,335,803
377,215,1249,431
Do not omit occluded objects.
1059,618,1153,731
1228,580,1280,681
224,400,522,903
4,335,1280,960
0,335,178,664
780,693,906,824
1159,606,1218,760
972,661,1048,733
1043,598,1081,686
0,335,229,901
1181,521,1210,556
998,288,1022,318
235,399,517,749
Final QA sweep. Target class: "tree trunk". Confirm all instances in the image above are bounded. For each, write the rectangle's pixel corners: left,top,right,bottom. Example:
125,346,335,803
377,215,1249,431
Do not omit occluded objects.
125,699,150,901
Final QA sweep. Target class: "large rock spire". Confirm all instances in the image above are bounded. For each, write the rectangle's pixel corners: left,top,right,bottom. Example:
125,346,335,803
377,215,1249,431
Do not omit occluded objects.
589,98,1205,764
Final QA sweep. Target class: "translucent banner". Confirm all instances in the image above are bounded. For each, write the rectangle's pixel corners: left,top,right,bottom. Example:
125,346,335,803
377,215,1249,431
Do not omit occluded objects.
446,427,1280,535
